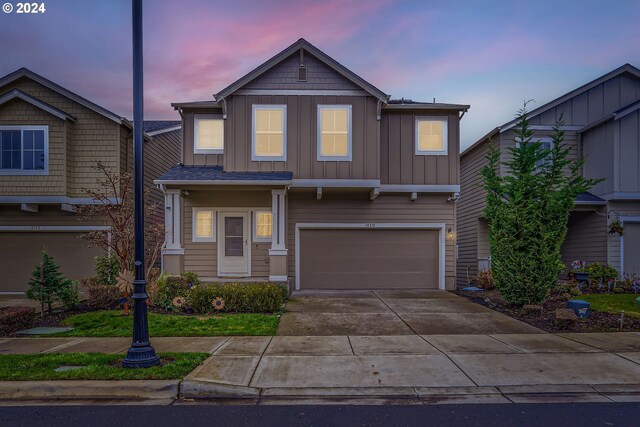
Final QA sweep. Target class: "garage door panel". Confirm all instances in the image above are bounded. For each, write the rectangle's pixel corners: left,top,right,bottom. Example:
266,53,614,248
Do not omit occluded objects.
299,228,439,290
0,232,103,293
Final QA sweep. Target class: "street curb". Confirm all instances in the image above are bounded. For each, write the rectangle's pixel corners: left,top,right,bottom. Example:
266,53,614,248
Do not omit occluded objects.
0,380,180,401
179,379,260,399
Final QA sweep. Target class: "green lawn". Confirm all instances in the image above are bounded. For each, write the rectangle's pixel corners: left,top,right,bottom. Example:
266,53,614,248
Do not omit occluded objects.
581,294,640,318
53,310,280,337
0,352,208,380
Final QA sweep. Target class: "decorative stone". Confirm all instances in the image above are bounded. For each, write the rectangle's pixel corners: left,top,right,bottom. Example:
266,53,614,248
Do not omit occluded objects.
16,327,73,335
567,299,591,318
54,365,84,372
463,286,484,292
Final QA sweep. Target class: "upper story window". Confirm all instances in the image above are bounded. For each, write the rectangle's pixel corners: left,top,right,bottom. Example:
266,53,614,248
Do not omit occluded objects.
252,105,286,161
317,105,352,161
194,115,224,154
0,126,48,175
415,117,448,156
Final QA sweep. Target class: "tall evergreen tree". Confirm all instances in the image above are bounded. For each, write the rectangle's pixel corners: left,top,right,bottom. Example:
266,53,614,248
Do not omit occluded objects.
481,106,603,306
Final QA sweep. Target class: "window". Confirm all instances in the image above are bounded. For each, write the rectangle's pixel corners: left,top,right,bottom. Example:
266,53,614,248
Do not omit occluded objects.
192,208,216,242
194,115,224,154
252,105,286,161
0,126,48,175
253,210,273,242
415,117,448,155
536,137,554,168
317,105,351,161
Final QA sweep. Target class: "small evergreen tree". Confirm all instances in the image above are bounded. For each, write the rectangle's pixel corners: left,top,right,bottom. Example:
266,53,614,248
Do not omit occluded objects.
481,105,603,306
26,250,74,313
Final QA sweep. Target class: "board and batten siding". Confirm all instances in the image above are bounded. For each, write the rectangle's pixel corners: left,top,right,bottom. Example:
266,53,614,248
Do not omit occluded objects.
616,109,640,194
529,73,640,127
457,138,490,287
181,190,271,278
582,120,615,196
380,111,459,185
287,192,456,289
222,94,379,180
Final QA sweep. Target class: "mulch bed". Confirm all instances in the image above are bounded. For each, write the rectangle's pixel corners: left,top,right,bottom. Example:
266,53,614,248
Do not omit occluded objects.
454,289,640,333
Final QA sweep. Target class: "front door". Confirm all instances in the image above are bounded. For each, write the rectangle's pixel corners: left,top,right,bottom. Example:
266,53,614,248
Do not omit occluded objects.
218,211,250,276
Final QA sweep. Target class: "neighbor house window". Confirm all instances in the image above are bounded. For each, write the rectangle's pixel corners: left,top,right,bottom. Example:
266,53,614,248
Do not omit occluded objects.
252,105,286,161
536,137,554,168
192,208,216,242
253,210,272,242
0,126,48,175
415,117,448,155
194,115,224,154
317,105,351,161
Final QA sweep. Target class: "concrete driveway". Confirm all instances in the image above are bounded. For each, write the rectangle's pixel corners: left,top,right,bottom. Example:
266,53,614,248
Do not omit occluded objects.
277,289,542,335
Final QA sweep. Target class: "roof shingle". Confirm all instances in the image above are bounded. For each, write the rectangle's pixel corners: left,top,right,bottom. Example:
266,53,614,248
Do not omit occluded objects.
156,165,292,183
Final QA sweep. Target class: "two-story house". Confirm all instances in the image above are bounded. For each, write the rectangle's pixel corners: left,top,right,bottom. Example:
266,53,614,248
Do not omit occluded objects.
458,64,640,287
157,39,468,291
0,68,181,293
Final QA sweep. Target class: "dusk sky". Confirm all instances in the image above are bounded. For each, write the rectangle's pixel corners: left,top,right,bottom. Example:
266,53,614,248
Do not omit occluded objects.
1,0,639,149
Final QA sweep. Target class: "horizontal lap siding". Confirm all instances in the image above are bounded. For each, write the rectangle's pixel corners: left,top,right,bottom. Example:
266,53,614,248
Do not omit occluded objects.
608,201,640,274
457,140,490,287
287,192,456,289
560,210,608,269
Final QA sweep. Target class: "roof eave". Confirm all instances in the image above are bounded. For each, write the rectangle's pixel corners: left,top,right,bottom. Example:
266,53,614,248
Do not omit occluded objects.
461,127,500,157
153,179,292,186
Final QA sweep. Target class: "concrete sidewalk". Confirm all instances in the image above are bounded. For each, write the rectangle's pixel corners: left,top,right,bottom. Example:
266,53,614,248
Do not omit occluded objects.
2,333,640,404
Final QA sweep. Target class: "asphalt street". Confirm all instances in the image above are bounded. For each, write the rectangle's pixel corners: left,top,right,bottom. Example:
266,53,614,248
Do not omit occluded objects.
1,403,640,426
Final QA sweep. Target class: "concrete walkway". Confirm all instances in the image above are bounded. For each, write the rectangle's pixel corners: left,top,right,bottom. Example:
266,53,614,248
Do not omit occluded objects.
4,333,640,403
277,289,542,335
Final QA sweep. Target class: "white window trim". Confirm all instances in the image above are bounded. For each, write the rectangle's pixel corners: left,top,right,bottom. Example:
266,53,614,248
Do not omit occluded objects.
0,125,49,176
415,116,448,156
317,105,352,161
252,105,287,162
192,207,217,242
194,114,224,154
252,210,273,242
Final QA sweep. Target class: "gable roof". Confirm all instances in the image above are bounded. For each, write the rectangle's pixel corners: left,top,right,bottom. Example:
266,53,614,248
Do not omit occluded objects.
215,38,389,102
0,89,76,121
0,67,126,126
462,63,640,157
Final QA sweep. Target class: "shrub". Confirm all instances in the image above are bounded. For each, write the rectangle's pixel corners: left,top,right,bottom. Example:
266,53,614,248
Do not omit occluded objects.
181,271,200,286
156,274,193,309
26,251,76,312
473,270,494,290
94,255,120,286
188,282,285,314
82,277,120,309
0,306,35,336
59,281,80,310
578,263,618,285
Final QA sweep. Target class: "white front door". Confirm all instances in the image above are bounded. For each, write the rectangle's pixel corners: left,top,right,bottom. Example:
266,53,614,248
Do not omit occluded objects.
218,211,250,276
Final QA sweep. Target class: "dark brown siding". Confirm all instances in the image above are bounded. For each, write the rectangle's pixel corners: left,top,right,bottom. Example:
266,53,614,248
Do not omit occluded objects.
380,110,460,185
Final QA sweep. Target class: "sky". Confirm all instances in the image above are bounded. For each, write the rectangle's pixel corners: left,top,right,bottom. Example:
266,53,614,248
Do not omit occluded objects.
1,0,639,150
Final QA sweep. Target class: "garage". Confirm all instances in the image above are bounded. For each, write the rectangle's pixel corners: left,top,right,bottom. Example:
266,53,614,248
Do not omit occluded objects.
0,232,103,293
297,226,442,290
624,223,640,276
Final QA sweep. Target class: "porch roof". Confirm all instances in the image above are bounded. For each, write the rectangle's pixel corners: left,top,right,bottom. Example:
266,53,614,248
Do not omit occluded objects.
575,192,606,205
154,165,292,186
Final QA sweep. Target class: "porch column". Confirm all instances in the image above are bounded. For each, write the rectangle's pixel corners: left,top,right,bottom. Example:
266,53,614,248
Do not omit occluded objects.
162,189,184,274
269,189,288,282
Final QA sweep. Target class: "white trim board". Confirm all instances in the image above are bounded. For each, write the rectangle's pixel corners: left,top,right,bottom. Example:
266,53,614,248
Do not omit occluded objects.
294,222,446,291
0,225,110,232
380,184,460,193
291,179,380,188
0,196,119,204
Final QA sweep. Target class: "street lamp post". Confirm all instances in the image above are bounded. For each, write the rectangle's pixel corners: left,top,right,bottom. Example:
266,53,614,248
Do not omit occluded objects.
123,0,159,369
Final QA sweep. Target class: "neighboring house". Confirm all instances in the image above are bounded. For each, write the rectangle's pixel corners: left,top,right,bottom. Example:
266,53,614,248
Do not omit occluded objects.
458,64,640,287
0,67,181,294
157,38,468,291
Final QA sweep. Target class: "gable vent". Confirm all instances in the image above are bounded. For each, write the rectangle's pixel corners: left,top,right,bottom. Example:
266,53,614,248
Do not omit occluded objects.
298,66,307,82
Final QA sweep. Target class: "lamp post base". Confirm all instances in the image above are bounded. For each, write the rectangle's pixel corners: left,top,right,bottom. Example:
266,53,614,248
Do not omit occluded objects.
123,343,160,368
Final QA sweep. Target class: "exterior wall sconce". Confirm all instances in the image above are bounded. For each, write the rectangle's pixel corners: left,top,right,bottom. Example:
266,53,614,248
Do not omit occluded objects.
446,227,455,241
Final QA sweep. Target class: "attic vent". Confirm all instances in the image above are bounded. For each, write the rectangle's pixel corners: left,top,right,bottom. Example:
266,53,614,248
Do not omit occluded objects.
298,66,307,82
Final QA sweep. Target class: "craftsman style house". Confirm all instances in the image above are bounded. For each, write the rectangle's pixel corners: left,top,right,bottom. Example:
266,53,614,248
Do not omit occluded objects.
458,64,640,287
157,39,468,291
0,68,181,293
